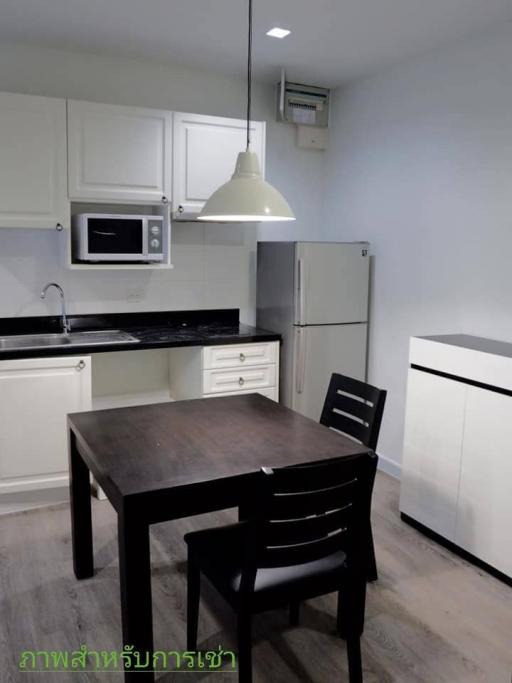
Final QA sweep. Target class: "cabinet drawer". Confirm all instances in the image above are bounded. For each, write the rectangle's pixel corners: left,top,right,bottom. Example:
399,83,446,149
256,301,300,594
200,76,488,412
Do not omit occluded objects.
203,342,277,370
203,365,276,394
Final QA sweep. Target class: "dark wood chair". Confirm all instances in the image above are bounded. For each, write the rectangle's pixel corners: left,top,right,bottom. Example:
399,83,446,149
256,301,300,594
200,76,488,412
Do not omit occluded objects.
319,373,386,584
185,451,378,683
319,373,387,452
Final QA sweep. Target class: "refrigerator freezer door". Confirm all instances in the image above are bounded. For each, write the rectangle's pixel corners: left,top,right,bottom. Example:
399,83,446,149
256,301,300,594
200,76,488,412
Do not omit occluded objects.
295,242,369,325
292,323,368,422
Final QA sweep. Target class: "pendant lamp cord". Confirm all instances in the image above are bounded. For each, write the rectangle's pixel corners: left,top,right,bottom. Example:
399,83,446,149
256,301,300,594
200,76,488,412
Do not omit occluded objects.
246,0,252,151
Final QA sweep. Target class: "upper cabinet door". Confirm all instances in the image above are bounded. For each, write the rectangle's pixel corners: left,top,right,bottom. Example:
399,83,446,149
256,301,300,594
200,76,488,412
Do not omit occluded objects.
0,92,68,229
68,100,172,203
172,112,265,217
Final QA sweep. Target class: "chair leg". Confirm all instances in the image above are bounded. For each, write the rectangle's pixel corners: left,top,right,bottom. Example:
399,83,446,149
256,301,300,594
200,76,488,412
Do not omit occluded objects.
289,601,300,626
346,636,363,683
187,558,201,651
336,591,347,639
367,525,378,582
237,611,253,683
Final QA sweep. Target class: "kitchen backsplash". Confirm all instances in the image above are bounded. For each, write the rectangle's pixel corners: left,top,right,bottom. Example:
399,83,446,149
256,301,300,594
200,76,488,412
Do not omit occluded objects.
0,222,257,325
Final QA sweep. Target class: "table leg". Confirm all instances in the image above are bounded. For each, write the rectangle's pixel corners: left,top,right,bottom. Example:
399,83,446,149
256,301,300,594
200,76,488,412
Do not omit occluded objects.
118,510,154,682
69,430,94,579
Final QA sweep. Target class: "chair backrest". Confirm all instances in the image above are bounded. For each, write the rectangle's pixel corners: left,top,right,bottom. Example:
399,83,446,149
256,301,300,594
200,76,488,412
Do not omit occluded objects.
320,373,387,451
243,452,377,575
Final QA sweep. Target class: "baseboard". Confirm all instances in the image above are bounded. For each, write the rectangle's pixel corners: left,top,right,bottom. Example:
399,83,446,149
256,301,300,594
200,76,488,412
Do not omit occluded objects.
376,452,401,480
0,486,69,516
401,513,511,587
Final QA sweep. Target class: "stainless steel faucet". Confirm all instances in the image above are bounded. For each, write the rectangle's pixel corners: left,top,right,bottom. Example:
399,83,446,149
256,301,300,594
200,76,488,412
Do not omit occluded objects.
40,282,71,334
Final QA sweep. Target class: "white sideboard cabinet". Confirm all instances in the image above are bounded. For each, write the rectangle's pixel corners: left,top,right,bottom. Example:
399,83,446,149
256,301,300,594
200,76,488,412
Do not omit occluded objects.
68,99,173,203
172,112,266,218
0,356,91,513
400,335,512,579
0,92,69,229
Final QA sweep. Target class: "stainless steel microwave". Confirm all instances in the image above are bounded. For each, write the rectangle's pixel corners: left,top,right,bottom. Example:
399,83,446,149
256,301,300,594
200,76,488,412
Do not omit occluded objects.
71,214,165,262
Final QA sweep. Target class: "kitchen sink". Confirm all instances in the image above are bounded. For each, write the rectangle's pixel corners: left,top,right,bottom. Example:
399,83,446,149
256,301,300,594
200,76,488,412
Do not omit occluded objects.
0,330,140,351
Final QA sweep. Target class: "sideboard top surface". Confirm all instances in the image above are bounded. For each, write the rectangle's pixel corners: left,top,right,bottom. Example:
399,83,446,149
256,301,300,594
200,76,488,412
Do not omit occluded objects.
419,334,512,360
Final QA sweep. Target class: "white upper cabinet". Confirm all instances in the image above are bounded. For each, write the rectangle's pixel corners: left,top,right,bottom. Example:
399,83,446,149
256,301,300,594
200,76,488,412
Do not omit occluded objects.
68,100,172,203
172,112,265,217
0,92,68,229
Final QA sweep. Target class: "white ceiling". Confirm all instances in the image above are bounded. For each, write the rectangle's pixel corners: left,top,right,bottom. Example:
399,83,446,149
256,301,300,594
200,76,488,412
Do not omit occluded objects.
1,0,511,87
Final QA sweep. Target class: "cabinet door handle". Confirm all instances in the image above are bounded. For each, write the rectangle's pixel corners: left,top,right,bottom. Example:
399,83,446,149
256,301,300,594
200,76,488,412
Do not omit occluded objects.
238,377,245,386
239,353,246,362
162,195,168,204
56,223,64,231
178,204,184,214
76,360,86,371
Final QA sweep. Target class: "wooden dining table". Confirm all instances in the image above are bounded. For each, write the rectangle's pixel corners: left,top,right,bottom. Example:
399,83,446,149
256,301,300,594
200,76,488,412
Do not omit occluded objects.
68,393,369,681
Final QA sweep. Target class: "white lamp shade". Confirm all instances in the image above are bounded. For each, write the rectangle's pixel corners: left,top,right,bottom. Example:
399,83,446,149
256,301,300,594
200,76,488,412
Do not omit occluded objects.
198,151,295,222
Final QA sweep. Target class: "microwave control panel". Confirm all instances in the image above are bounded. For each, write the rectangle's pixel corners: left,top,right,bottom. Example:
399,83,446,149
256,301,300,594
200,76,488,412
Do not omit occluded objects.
148,219,163,255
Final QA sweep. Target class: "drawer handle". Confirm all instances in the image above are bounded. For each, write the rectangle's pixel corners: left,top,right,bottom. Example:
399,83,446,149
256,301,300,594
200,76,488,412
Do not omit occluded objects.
239,353,246,362
238,376,245,386
76,360,86,371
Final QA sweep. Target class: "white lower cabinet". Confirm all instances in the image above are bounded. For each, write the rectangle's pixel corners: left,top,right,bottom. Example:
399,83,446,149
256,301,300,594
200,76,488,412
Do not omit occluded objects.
400,369,466,540
455,387,512,577
400,335,512,578
0,343,279,514
0,356,91,512
169,341,280,402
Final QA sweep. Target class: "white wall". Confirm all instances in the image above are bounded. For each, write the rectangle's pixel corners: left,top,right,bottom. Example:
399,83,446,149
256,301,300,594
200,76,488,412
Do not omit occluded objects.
0,41,323,323
0,222,259,323
323,25,512,473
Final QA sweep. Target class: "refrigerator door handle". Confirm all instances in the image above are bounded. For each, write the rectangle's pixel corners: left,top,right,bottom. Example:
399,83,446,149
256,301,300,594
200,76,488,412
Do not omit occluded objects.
295,328,306,394
297,258,306,325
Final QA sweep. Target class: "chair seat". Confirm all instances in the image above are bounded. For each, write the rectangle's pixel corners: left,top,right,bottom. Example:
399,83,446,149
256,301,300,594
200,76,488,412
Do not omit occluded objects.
185,522,347,612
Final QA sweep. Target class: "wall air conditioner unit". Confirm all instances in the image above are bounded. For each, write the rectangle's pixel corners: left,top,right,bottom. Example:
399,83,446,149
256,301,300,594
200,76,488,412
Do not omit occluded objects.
277,70,330,149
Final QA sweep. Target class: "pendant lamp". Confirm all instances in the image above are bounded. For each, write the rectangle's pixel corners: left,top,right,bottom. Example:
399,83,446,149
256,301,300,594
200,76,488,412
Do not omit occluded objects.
198,0,295,222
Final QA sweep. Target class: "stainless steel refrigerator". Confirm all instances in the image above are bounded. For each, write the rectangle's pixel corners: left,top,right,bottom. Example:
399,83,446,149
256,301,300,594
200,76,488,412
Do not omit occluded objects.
257,241,370,421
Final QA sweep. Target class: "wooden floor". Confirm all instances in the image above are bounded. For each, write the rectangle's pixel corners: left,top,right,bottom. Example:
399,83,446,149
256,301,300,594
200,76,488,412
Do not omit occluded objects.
1,472,511,682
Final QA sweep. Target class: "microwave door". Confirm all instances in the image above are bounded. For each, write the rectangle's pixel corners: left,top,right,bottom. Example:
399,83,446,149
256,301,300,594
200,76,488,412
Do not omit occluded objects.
87,218,143,261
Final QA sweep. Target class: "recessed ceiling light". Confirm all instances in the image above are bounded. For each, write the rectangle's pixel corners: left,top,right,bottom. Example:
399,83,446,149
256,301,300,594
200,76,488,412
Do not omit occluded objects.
266,27,291,39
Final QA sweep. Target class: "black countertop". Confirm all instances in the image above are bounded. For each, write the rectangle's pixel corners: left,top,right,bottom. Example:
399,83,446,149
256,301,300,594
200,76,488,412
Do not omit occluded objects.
0,309,281,361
